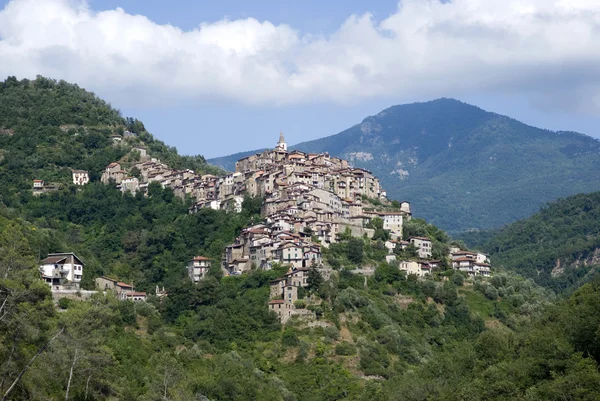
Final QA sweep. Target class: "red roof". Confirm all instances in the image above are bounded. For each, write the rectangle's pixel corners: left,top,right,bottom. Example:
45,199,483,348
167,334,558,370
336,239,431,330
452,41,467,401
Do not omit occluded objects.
191,256,211,261
117,282,133,289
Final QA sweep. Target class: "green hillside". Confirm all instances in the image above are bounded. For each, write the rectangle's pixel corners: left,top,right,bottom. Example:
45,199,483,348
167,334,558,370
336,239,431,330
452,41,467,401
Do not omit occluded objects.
5,207,600,400
460,192,600,293
0,76,220,207
209,99,600,233
3,77,600,400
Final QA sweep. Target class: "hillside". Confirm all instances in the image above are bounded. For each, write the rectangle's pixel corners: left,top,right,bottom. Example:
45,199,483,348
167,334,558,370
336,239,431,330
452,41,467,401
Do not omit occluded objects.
5,207,600,400
2,77,600,400
0,76,221,207
460,191,600,293
209,99,600,233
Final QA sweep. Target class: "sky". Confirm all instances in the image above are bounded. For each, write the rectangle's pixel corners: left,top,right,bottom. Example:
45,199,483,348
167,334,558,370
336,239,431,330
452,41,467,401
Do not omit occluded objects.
1,0,600,158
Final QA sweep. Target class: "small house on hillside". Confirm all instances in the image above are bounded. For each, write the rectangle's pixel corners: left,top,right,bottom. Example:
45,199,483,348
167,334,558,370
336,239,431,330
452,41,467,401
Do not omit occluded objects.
187,256,211,283
40,253,84,290
72,170,89,185
95,276,147,301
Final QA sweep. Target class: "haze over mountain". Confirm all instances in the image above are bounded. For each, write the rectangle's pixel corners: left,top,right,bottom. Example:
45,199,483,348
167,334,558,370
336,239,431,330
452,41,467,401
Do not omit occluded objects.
210,99,600,232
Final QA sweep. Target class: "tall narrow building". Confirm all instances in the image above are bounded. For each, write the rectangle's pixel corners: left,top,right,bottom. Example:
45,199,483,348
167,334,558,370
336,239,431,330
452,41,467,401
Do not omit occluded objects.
276,131,287,152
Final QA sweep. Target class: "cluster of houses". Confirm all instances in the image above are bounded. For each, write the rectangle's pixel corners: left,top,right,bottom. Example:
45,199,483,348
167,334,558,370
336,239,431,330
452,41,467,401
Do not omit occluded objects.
224,226,322,274
35,132,492,318
450,248,491,277
217,134,413,275
101,154,245,212
268,267,314,323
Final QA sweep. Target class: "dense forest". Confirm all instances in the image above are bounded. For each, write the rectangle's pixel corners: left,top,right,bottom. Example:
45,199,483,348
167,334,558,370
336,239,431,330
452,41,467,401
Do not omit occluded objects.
459,191,600,293
2,76,600,400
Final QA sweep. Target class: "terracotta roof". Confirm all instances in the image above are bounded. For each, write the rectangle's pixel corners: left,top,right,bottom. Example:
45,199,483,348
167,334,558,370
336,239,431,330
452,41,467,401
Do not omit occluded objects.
116,282,133,288
191,256,211,261
33,179,44,183
268,299,285,304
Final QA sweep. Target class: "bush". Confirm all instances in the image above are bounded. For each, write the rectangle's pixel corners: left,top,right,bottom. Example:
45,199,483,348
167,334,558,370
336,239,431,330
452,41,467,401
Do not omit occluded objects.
294,300,306,309
281,329,299,347
484,285,499,301
336,288,370,311
452,272,466,286
58,297,72,309
323,326,340,341
335,342,356,356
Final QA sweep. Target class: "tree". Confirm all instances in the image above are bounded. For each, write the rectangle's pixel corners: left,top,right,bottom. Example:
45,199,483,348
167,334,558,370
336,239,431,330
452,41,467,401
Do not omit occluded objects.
347,238,364,265
307,260,323,294
0,223,35,279
366,217,383,230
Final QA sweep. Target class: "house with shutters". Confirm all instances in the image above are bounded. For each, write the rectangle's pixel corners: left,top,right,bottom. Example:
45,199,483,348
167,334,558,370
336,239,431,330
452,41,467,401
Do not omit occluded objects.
409,236,433,259
40,253,84,290
72,170,89,185
187,256,212,282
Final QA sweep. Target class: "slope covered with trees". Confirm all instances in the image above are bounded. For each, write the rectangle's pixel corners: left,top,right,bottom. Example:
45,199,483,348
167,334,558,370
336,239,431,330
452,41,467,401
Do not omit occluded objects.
4,209,600,400
0,76,220,207
210,99,600,233
460,191,600,293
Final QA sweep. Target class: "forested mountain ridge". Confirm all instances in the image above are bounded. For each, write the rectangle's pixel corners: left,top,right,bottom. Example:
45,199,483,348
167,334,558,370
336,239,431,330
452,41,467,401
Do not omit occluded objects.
459,191,600,293
210,98,600,233
0,76,221,207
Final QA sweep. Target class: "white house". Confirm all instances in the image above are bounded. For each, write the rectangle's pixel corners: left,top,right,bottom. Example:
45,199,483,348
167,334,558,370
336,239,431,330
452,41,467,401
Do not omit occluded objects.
409,237,432,259
40,252,84,289
377,212,404,235
398,260,430,277
72,170,89,186
187,256,211,283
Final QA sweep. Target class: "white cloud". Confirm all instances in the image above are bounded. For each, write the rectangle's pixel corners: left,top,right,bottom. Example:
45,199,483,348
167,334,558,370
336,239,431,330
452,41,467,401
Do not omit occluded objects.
1,0,600,111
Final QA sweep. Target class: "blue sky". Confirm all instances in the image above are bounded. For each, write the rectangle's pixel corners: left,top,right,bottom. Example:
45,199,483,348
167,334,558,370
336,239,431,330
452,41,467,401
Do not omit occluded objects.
1,0,600,158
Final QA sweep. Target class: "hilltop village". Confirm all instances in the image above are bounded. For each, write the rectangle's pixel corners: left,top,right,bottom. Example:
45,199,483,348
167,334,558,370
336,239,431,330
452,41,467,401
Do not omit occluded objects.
38,133,491,321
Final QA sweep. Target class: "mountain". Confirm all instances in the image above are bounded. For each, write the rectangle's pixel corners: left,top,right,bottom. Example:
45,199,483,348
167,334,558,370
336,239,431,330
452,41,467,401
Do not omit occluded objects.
209,148,268,171
209,99,600,233
459,191,600,293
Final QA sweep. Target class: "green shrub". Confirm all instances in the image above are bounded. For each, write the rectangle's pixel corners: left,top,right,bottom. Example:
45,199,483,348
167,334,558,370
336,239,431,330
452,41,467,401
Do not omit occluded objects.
335,342,356,356
323,326,340,341
452,272,466,286
294,300,306,309
281,329,299,347
58,297,72,309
